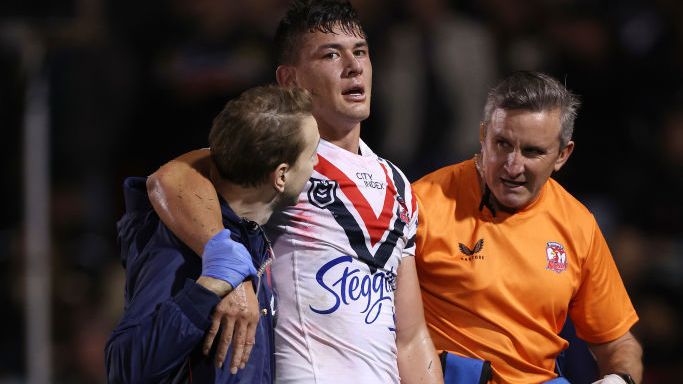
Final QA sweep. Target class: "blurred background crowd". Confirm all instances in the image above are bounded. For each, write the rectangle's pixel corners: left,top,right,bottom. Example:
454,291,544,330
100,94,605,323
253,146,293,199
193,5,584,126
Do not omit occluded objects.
1,0,681,382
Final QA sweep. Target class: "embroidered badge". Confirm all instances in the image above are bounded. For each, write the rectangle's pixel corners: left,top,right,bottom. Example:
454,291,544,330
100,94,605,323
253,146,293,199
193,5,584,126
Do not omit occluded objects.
397,196,411,224
545,241,567,273
308,178,338,208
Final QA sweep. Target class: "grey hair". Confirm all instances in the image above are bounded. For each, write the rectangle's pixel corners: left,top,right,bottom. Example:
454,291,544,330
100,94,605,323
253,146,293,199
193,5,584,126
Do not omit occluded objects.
482,71,581,148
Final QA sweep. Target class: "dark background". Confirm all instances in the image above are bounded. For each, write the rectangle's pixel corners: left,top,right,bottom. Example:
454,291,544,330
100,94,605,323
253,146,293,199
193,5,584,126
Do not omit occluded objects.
1,0,681,382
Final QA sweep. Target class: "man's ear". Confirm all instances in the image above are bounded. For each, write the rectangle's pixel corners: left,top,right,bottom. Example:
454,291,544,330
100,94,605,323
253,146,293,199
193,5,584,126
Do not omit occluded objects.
276,65,297,87
554,141,575,172
272,163,289,193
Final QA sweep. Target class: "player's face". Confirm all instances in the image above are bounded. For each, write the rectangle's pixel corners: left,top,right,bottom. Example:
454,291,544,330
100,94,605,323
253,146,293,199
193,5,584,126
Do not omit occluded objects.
480,108,573,211
287,25,372,131
280,115,320,207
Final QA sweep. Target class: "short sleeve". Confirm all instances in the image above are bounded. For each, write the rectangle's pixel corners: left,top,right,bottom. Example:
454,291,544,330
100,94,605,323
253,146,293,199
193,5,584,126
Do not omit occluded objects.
569,218,639,343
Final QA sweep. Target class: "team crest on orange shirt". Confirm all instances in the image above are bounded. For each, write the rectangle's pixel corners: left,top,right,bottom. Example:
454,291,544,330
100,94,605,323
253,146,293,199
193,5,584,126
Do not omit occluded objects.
545,241,567,273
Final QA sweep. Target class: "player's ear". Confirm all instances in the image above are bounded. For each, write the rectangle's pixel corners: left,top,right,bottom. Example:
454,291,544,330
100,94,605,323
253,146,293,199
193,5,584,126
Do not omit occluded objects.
276,65,297,87
554,141,574,172
272,163,289,193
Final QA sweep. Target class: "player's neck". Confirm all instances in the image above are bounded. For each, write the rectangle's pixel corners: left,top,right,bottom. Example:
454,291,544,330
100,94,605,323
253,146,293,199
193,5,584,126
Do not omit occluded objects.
211,172,275,225
318,121,362,154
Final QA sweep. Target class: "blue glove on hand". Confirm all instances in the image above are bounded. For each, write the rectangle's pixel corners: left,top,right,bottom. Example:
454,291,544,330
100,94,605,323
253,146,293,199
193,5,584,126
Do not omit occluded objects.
201,229,256,288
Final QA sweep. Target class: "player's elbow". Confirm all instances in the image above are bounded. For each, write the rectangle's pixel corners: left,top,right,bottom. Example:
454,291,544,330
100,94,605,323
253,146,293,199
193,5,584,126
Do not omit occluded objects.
146,150,213,210
146,164,176,210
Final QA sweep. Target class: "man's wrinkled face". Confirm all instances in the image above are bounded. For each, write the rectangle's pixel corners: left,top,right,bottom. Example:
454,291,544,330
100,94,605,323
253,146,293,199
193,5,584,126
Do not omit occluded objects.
480,108,573,211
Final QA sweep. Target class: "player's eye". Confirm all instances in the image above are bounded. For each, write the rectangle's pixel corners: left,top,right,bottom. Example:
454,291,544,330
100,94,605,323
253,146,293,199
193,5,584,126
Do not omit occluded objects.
496,140,511,150
353,49,367,57
523,148,545,157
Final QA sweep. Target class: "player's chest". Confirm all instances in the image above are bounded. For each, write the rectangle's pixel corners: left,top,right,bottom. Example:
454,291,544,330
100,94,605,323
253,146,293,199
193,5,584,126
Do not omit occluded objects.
309,154,399,216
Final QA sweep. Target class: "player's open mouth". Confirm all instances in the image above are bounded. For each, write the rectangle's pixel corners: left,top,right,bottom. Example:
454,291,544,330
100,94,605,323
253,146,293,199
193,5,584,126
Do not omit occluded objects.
342,85,365,101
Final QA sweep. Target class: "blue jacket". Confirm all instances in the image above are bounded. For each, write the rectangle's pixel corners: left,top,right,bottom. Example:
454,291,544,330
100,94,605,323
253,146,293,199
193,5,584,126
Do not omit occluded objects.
105,177,274,383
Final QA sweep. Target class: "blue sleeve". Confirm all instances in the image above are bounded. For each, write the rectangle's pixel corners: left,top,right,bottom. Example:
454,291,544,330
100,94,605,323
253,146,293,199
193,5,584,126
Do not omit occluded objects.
105,279,220,383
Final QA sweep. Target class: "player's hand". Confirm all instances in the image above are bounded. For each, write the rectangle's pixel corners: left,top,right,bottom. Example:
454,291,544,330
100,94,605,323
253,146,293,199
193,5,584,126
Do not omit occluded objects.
591,374,628,384
203,281,259,372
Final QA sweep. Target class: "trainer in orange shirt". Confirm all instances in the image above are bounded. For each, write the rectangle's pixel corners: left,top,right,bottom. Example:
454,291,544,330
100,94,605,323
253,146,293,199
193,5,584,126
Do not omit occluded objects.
413,71,643,384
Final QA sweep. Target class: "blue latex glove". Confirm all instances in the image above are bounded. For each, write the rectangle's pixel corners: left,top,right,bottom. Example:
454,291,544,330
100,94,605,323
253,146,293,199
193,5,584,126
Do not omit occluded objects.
201,229,256,288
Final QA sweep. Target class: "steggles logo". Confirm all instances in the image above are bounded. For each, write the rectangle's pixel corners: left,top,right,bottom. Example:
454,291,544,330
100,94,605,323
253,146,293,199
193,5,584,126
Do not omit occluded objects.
458,239,485,261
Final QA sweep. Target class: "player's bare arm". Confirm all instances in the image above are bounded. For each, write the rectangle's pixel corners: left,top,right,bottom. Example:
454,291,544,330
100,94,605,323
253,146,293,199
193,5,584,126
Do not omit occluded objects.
147,148,259,372
394,256,444,384
147,148,222,255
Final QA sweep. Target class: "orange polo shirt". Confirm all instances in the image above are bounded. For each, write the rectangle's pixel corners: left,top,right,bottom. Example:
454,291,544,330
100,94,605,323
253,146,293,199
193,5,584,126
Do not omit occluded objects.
413,159,638,384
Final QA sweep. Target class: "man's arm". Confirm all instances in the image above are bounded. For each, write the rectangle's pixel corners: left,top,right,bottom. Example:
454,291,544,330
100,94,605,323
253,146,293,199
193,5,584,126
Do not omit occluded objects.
147,149,223,255
588,331,643,383
146,149,259,372
395,256,444,384
105,276,223,383
106,275,259,382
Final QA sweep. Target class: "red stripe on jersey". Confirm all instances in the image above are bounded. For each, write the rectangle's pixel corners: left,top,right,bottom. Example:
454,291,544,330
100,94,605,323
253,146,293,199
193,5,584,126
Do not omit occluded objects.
315,155,396,246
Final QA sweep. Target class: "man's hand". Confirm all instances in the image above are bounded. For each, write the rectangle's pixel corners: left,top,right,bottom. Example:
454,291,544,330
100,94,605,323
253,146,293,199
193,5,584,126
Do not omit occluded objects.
202,281,260,372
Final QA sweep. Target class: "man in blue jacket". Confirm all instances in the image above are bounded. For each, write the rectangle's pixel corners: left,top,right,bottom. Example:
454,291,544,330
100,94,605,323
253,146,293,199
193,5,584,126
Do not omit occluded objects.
105,85,320,383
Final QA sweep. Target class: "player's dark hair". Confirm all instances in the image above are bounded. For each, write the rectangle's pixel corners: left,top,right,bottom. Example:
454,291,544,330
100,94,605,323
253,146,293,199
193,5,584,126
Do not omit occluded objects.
482,71,581,148
209,85,313,187
274,0,366,65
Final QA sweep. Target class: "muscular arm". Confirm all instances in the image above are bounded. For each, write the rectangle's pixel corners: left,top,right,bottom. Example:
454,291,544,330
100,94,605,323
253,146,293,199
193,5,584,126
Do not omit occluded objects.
146,149,259,371
147,149,223,255
588,331,643,383
395,256,443,384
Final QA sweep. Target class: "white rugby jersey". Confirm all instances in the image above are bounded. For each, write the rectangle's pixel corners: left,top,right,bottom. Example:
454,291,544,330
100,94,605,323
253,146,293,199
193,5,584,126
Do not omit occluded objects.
266,139,418,384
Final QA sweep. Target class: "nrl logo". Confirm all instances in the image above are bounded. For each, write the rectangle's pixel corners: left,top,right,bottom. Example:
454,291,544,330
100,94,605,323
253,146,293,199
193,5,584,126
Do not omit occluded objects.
459,239,484,256
308,178,338,209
